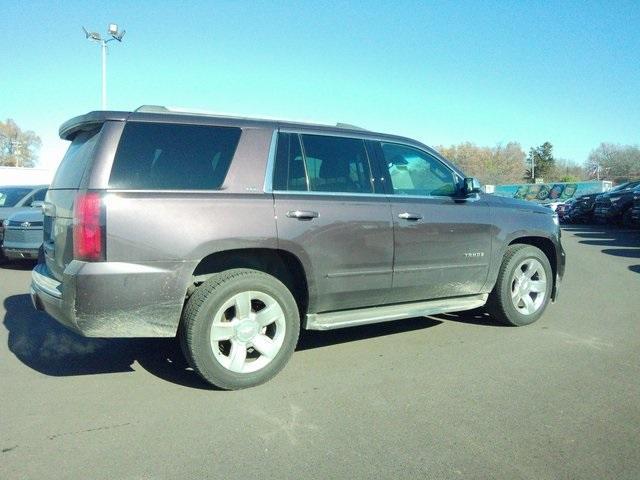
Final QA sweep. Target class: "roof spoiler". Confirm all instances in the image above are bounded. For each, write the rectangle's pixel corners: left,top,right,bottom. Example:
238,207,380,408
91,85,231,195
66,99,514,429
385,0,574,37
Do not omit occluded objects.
59,110,129,140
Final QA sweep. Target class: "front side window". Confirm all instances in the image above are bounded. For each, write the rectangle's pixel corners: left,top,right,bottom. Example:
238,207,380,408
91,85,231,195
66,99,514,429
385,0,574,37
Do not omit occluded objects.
381,143,456,197
109,122,241,190
24,188,48,205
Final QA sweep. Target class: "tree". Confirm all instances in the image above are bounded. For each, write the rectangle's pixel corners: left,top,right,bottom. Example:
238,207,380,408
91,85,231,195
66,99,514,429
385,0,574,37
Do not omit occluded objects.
586,143,640,182
0,119,41,167
525,142,555,182
437,142,526,185
547,158,587,183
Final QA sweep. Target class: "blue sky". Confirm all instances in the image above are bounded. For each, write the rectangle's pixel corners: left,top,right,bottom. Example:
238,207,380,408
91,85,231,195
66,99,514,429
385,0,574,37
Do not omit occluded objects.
2,0,639,171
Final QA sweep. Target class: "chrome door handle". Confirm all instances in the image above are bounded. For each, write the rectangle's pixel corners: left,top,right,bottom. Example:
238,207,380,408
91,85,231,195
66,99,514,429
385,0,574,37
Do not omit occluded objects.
286,210,319,220
398,212,422,221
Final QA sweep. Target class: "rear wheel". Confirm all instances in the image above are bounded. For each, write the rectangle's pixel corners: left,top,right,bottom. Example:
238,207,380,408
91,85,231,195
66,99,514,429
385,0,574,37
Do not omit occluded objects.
487,245,553,326
180,268,300,390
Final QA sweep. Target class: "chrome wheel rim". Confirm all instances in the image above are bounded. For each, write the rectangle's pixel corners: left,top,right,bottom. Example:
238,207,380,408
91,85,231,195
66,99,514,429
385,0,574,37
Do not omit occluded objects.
210,291,286,373
510,258,547,315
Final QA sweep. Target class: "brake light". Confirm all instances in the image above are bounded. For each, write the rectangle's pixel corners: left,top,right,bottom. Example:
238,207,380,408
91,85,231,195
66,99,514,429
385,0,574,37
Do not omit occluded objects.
73,192,104,261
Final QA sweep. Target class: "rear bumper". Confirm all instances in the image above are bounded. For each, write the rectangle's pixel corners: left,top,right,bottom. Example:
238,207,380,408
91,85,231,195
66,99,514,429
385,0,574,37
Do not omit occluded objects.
2,247,39,260
31,260,194,337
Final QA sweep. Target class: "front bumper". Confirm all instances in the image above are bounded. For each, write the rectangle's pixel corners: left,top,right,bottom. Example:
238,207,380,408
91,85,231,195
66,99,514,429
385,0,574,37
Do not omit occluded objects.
31,260,194,338
552,237,566,302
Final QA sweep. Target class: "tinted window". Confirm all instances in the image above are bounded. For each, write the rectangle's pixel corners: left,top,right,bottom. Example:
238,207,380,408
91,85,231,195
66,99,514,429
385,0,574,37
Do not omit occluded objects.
381,143,456,196
300,134,373,193
51,128,102,189
32,189,47,202
109,122,242,190
273,133,307,191
0,187,32,207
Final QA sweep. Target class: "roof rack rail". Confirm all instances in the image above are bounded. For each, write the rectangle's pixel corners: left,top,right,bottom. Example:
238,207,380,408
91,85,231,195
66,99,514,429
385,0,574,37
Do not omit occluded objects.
133,105,368,131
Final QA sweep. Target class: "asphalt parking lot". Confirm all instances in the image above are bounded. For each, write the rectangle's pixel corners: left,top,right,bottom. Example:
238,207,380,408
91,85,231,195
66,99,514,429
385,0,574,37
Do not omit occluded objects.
2,225,639,480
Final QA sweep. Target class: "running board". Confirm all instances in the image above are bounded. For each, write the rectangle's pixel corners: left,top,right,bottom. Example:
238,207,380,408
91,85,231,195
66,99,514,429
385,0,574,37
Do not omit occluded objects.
305,294,488,331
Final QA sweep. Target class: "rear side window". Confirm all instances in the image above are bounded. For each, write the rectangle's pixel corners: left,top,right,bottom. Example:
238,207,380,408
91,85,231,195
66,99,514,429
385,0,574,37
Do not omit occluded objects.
109,123,242,190
51,127,102,189
273,133,373,194
273,133,306,191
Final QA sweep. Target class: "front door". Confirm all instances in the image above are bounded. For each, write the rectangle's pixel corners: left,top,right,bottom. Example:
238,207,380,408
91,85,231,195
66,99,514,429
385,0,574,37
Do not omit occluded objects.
375,141,492,303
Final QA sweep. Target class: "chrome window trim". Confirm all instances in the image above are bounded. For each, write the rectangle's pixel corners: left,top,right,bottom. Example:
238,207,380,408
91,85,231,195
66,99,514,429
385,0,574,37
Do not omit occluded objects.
271,190,388,199
265,129,468,198
270,190,470,201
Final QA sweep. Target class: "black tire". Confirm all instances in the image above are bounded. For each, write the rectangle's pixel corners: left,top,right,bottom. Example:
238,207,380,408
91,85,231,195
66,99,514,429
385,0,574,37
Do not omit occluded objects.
180,268,300,390
487,244,553,326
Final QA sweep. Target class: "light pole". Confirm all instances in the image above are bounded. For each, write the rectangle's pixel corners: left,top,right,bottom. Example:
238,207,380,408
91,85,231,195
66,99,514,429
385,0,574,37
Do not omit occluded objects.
82,24,126,109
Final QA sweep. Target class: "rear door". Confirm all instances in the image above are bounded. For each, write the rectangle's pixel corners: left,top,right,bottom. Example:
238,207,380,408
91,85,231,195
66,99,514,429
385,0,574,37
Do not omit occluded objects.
272,132,394,313
373,141,492,303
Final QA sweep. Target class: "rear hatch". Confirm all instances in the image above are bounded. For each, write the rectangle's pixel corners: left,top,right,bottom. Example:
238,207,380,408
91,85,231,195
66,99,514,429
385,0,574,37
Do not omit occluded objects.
43,127,103,281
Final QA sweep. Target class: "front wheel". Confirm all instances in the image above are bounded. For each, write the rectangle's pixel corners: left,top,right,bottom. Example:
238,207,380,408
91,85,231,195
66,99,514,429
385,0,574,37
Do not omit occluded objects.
487,245,553,326
180,268,300,390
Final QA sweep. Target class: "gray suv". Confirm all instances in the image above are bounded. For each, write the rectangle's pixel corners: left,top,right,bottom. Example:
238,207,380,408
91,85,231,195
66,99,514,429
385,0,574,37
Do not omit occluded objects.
31,106,565,389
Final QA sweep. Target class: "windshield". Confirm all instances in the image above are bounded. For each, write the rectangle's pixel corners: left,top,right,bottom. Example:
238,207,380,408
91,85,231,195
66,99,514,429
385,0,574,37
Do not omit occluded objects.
0,187,32,207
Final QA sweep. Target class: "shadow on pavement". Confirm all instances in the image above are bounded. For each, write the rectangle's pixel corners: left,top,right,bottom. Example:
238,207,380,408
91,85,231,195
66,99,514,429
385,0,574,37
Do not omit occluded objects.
297,316,442,350
5,293,447,388
563,225,640,259
3,294,212,390
0,259,36,271
602,248,640,258
630,265,640,274
429,307,506,327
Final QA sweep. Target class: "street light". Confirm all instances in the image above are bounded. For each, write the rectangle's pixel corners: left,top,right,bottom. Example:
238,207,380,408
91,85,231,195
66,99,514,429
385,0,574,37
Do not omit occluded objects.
82,24,126,110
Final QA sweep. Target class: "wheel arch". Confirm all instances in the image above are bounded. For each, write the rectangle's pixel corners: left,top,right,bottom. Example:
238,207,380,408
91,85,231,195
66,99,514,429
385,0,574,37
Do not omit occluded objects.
187,248,310,318
507,235,559,300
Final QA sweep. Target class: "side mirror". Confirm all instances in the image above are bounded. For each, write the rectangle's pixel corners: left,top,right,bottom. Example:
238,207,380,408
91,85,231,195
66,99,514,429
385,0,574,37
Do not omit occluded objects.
31,201,44,208
462,177,482,196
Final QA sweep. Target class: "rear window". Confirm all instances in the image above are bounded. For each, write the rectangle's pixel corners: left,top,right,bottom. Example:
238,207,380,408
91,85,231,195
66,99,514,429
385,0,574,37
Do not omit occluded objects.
51,128,102,189
109,122,242,190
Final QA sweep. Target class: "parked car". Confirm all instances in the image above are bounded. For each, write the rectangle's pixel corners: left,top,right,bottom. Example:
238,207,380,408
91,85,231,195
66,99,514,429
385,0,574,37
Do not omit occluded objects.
31,106,565,389
541,201,565,212
565,182,633,224
593,180,640,226
1,209,44,260
0,185,48,253
564,193,599,223
631,188,640,226
556,198,576,221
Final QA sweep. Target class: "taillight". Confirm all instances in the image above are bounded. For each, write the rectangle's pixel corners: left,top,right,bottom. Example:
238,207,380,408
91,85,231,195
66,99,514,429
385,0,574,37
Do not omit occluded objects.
73,192,104,261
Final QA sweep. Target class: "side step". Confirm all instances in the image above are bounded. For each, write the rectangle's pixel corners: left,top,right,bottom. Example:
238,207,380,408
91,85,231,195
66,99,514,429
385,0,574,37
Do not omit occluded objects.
305,294,488,331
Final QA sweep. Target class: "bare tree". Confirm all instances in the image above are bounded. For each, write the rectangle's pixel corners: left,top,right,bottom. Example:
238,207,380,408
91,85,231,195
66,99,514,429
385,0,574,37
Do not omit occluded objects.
0,119,42,167
437,142,526,185
586,143,640,182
